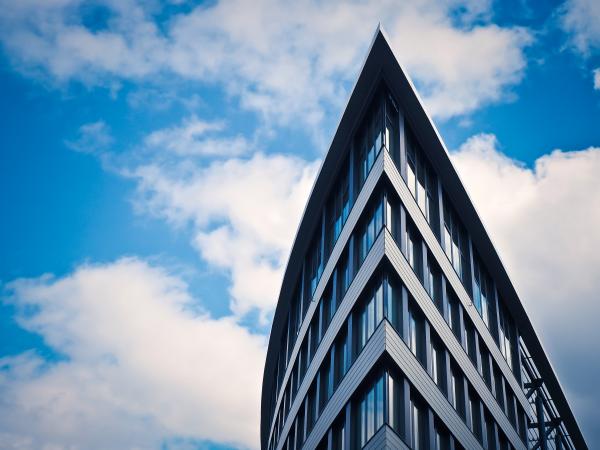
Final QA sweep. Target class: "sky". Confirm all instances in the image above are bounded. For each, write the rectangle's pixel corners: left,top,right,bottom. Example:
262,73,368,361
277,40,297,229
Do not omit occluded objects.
0,0,599,449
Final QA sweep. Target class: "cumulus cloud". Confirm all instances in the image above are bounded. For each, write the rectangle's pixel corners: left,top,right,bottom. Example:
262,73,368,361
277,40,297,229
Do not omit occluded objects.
561,0,600,56
0,0,531,124
130,152,320,320
451,133,600,443
387,8,531,118
1,257,266,449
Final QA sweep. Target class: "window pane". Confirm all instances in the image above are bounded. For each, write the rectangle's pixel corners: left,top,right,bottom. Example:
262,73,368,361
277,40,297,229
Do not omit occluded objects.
443,225,452,260
409,311,417,355
432,345,439,385
375,284,384,326
376,376,384,430
407,160,417,197
388,373,396,430
417,156,427,214
411,401,421,450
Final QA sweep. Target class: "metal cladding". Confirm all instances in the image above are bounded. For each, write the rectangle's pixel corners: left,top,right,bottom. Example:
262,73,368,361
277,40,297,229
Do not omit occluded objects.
261,28,587,450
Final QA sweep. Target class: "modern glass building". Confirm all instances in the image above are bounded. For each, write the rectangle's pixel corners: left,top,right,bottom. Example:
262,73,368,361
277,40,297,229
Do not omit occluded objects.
260,29,587,450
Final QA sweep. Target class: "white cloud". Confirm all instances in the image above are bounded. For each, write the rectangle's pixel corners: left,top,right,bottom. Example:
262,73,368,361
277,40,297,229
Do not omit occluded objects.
594,68,600,89
0,0,531,124
144,116,249,157
65,120,113,154
130,152,320,320
561,0,600,56
2,257,266,449
451,134,600,441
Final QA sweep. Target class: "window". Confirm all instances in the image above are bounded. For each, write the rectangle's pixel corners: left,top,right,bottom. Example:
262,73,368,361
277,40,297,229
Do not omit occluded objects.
334,329,349,388
443,195,468,282
306,225,324,300
405,128,437,223
309,312,320,363
299,340,308,381
332,416,345,450
385,275,402,334
288,291,301,358
410,396,425,450
473,254,492,326
469,390,482,442
409,308,417,355
506,391,516,427
337,251,351,306
358,195,384,264
447,289,462,341
450,365,465,418
485,412,496,450
384,94,399,160
326,160,351,254
426,253,441,308
387,370,408,438
481,343,492,388
434,421,450,450
356,95,383,188
358,280,384,351
407,306,425,365
498,302,514,370
431,343,439,385
296,400,305,445
405,221,421,276
431,338,445,391
387,372,398,432
359,373,385,446
291,360,298,397
494,364,505,410
306,383,317,434
321,285,333,336
319,357,332,411
464,320,478,366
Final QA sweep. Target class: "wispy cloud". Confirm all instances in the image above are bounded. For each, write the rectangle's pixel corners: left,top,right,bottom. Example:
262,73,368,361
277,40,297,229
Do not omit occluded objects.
144,116,249,157
594,68,600,90
561,0,600,56
65,120,113,155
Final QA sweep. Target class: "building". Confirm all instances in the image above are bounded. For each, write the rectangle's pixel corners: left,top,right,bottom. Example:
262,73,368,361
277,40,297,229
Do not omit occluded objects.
260,28,587,450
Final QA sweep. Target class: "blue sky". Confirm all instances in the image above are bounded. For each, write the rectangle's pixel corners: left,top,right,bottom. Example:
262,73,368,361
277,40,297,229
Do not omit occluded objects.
1,0,599,449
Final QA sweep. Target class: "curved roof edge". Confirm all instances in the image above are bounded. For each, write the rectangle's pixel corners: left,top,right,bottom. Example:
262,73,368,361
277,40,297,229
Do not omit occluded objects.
260,27,587,450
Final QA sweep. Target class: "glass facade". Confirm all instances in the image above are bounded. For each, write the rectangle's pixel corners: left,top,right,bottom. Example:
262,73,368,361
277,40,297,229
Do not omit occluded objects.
406,127,437,225
357,195,385,264
442,196,468,283
263,62,581,450
357,280,384,351
473,253,492,327
358,373,385,446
